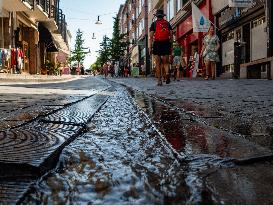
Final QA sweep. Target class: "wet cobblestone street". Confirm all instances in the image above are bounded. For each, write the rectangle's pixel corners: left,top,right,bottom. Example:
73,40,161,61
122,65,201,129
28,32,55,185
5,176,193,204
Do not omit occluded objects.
23,86,192,205
1,77,273,204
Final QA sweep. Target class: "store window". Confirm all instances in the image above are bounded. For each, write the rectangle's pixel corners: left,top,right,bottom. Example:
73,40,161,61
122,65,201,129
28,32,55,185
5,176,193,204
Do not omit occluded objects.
252,16,266,28
222,31,234,42
167,0,174,20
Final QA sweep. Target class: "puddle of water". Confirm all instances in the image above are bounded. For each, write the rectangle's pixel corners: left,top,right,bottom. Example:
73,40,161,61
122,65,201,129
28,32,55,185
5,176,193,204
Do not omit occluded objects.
129,89,273,161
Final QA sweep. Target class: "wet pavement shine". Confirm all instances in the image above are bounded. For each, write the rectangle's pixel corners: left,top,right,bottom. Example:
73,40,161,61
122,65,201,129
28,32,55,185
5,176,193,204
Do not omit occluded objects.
1,76,273,204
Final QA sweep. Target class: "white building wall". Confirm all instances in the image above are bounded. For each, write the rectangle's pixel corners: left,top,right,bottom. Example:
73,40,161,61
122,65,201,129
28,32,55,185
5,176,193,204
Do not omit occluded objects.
222,39,235,66
251,22,267,61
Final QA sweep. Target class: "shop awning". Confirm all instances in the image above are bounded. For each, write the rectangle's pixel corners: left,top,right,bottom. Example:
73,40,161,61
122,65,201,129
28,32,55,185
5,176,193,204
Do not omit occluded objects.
38,24,58,52
39,24,69,54
51,33,70,55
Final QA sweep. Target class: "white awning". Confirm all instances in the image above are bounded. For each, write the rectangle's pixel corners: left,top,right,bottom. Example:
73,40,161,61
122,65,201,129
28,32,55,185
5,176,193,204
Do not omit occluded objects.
51,33,70,55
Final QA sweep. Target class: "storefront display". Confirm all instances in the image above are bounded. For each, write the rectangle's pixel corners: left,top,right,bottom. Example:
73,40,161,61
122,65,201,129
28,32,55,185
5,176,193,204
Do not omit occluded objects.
176,0,213,76
0,47,25,74
217,0,266,77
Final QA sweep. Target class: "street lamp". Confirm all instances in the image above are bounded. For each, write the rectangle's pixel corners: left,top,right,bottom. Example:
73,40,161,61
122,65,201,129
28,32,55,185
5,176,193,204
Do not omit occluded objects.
95,16,102,25
92,33,96,39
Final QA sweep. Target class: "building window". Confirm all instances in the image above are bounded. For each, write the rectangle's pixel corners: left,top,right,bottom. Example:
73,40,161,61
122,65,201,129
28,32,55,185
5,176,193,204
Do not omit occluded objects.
148,0,152,12
182,0,189,6
176,0,181,12
167,0,174,20
138,2,142,16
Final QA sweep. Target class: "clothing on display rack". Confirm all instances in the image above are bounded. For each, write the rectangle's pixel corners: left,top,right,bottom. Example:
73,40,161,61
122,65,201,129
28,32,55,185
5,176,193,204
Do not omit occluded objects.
0,47,24,73
17,48,24,71
0,49,10,69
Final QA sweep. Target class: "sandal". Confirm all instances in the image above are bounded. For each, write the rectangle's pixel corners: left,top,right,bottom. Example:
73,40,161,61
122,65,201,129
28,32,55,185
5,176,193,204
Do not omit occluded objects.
166,74,171,84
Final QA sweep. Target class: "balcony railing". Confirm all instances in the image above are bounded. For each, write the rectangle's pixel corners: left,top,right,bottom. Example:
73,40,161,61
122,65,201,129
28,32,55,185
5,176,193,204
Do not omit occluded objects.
36,0,50,14
22,0,35,8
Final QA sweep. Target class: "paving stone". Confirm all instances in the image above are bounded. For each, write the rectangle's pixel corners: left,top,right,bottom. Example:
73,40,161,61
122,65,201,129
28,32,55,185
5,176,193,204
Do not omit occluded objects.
181,121,273,161
203,163,273,205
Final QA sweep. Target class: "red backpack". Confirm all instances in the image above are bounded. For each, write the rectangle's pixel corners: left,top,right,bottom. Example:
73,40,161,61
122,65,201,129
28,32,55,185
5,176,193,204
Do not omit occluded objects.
154,19,170,41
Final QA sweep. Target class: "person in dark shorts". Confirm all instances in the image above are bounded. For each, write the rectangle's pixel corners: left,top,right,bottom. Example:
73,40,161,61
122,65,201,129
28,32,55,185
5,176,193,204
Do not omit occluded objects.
149,9,173,86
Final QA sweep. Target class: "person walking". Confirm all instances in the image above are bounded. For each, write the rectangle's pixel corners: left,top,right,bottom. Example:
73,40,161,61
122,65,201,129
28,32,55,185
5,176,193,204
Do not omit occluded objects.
103,63,108,78
201,25,220,80
172,43,183,81
149,9,173,86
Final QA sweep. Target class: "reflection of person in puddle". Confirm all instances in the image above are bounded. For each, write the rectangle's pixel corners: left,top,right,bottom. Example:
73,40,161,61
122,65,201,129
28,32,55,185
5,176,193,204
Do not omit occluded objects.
216,135,230,158
187,124,208,152
158,109,185,151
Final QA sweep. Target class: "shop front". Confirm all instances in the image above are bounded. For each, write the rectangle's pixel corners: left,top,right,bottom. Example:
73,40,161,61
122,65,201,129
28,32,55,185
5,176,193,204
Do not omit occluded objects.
15,16,39,74
216,0,267,78
176,0,213,77
38,23,59,75
131,45,139,66
0,9,11,73
0,10,39,74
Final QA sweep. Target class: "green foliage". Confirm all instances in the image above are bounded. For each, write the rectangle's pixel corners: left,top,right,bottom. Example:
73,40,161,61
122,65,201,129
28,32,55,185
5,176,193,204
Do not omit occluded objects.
69,29,89,66
98,35,111,65
111,17,128,62
95,17,128,65
46,60,60,75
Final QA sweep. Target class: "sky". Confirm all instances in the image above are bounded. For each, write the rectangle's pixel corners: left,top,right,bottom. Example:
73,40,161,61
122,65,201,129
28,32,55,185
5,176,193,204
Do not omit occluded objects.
60,0,125,68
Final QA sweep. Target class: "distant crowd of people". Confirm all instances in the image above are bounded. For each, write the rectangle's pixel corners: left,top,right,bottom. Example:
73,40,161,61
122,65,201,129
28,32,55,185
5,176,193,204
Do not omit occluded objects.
101,9,220,86
102,62,130,78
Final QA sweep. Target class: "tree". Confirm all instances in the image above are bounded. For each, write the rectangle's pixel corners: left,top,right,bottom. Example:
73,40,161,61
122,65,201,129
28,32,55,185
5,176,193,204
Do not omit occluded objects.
70,29,89,69
111,17,128,63
97,35,111,65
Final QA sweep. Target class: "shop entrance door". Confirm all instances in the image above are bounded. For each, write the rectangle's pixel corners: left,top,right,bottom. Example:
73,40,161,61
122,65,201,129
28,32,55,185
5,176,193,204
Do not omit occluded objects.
242,23,250,63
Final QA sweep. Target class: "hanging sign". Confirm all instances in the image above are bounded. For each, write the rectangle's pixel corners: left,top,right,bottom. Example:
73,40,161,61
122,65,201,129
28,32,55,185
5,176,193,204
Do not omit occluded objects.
228,0,253,8
192,2,211,32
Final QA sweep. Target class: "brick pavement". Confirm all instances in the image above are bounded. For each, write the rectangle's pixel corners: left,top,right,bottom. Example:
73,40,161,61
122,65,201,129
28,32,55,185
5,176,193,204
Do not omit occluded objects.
110,77,273,150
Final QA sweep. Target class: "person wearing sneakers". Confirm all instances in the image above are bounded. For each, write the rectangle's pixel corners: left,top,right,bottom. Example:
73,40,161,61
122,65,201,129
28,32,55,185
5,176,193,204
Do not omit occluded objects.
149,9,173,86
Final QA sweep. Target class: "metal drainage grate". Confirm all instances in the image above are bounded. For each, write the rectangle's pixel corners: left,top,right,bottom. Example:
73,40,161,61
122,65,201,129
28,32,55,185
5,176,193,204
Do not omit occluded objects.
43,94,109,124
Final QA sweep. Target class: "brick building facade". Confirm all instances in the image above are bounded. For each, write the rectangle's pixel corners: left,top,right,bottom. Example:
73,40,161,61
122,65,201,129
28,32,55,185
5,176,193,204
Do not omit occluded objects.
117,0,273,79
